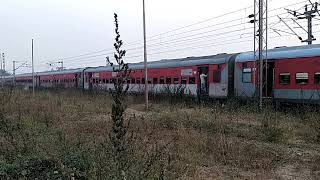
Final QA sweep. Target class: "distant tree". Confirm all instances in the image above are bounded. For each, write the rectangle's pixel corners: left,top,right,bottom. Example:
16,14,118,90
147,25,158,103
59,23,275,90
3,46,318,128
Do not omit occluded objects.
106,13,131,179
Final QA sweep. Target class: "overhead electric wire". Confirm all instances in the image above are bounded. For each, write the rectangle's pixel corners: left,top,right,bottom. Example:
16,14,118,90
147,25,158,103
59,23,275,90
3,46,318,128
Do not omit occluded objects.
62,18,299,65
63,30,320,68
116,19,296,57
53,7,253,62
60,15,294,64
62,26,320,66
48,0,309,64
36,0,312,70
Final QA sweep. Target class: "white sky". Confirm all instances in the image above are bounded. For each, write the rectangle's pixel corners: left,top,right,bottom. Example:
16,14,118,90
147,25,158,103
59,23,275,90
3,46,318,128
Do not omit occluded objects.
0,0,319,74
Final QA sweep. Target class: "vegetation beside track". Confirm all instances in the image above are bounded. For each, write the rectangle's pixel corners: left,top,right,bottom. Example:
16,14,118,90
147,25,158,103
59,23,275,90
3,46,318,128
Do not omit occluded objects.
0,89,319,179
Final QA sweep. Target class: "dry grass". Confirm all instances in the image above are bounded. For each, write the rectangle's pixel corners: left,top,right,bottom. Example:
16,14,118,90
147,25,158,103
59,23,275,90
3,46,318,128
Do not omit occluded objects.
0,89,320,179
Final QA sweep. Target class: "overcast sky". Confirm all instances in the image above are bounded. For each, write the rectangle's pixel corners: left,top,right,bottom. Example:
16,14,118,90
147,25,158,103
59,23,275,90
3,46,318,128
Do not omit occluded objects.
0,0,319,74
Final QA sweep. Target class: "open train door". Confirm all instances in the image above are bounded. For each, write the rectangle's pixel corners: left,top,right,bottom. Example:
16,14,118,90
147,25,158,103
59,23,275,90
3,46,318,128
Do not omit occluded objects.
263,62,275,97
197,66,209,96
75,73,79,88
87,72,93,90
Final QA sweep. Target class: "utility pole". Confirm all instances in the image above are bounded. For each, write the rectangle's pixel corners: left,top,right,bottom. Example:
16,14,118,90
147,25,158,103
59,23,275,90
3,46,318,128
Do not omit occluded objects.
258,0,263,110
143,0,148,109
2,53,5,76
1,52,2,88
286,2,319,44
250,0,268,110
32,39,35,95
13,61,28,85
1,53,5,88
13,60,16,85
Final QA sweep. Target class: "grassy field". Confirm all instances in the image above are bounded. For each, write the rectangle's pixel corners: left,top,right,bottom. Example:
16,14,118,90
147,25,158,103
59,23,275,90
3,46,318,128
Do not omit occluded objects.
0,89,320,179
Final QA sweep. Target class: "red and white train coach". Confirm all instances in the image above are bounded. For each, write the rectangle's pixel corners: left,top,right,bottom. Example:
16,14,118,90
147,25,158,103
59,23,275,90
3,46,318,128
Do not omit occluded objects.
11,69,83,89
9,44,320,105
37,69,83,88
84,53,237,98
235,44,320,104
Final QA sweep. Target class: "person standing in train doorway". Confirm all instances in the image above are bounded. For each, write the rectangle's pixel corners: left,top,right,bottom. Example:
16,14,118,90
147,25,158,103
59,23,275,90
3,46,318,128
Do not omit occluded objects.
200,72,208,94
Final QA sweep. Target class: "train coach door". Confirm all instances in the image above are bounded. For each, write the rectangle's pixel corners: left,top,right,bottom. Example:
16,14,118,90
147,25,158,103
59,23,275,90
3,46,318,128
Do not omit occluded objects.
87,72,93,90
263,62,275,97
75,74,79,88
198,66,209,95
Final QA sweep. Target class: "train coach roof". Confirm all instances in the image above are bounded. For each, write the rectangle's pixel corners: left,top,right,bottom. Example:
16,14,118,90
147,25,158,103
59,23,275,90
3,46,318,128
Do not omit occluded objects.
235,44,320,62
14,68,84,77
85,53,235,73
36,68,84,76
15,73,33,78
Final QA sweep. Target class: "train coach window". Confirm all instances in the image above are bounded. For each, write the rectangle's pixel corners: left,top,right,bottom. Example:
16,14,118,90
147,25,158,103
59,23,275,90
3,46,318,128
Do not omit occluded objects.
279,73,290,85
166,77,171,84
181,77,187,84
131,78,135,84
315,72,320,84
296,73,309,85
153,78,158,84
173,77,179,84
127,78,131,84
213,71,221,83
106,79,110,84
102,79,106,83
242,62,248,68
189,77,196,84
142,78,145,84
160,77,165,84
136,78,141,84
242,68,252,83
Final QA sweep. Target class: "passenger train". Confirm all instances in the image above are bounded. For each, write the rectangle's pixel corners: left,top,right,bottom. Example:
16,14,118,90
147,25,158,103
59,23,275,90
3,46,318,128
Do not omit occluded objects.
4,44,320,104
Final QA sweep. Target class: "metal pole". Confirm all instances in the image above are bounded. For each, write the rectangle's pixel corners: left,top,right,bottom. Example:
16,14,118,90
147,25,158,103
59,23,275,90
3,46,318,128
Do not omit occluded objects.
253,0,257,95
2,53,5,76
1,53,3,88
307,12,312,45
143,0,148,109
259,0,263,110
1,53,4,88
13,60,15,85
32,39,35,95
265,0,268,98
